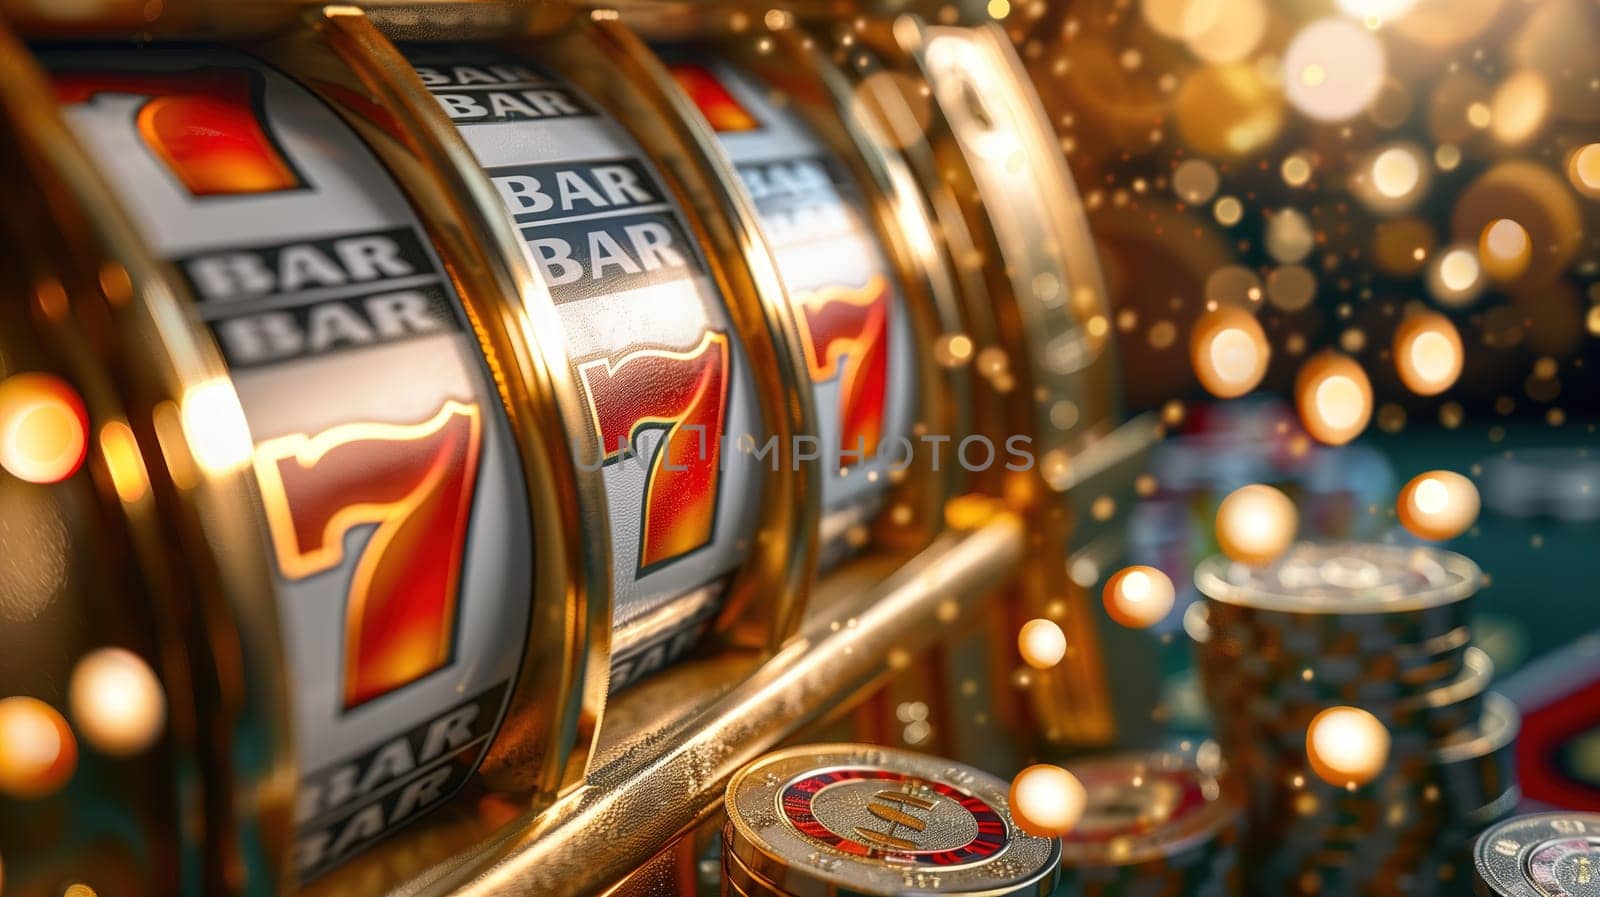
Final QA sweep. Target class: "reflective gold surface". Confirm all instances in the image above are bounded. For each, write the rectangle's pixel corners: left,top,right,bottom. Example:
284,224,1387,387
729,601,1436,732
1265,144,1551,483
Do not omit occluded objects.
387,507,1023,897
806,16,1129,747
0,20,294,894
708,24,975,554
272,1,612,804
529,18,823,654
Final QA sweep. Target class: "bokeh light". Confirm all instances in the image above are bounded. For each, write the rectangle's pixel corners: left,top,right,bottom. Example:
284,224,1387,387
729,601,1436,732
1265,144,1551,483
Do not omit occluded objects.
1266,265,1317,312
1216,484,1298,566
1103,565,1177,628
99,421,150,505
1335,0,1418,23
1173,158,1220,204
69,648,166,755
1306,706,1391,788
1372,147,1420,199
1283,19,1386,122
1281,153,1314,188
1352,144,1430,218
0,373,88,485
1478,218,1531,282
1392,312,1463,396
1397,470,1480,541
1009,764,1087,837
1175,63,1284,158
1265,208,1314,264
1427,246,1484,307
1185,0,1266,64
1190,306,1270,399
1295,352,1373,445
1569,143,1600,198
1488,69,1549,146
1017,619,1067,669
179,379,254,476
1141,0,1222,41
0,696,77,799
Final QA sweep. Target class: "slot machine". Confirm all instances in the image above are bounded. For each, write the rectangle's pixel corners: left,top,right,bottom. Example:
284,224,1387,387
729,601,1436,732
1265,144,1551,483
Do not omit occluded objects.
0,2,1150,894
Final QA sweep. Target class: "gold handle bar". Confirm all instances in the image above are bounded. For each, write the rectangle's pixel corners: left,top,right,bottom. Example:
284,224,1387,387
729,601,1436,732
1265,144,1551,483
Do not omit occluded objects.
389,510,1025,897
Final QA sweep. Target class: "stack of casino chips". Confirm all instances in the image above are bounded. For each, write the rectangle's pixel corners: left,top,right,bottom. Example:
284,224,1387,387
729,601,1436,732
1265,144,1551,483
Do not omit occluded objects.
1187,542,1521,897
1471,812,1600,897
1053,751,1243,897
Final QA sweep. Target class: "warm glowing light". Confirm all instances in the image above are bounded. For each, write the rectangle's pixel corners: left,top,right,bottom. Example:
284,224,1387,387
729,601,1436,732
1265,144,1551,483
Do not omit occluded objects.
69,648,166,755
1336,0,1417,23
1281,154,1313,187
1173,158,1220,204
0,697,77,799
179,379,253,476
1214,196,1243,226
1371,147,1420,198
1570,144,1600,198
1266,208,1314,263
1489,70,1548,146
1430,247,1482,307
99,421,150,504
1216,485,1298,566
1103,566,1177,628
1482,219,1528,259
1393,313,1463,396
1479,218,1531,281
1185,0,1267,63
1017,619,1067,669
1295,352,1372,445
1283,19,1386,122
1267,265,1317,311
1009,764,1086,837
850,71,933,151
1174,64,1284,158
0,373,88,485
1306,706,1390,788
1189,307,1269,399
1141,0,1223,41
1397,470,1479,541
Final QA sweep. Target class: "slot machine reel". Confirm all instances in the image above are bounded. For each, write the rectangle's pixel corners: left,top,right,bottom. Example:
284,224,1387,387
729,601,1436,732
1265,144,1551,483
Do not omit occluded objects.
33,26,613,889
621,2,1157,764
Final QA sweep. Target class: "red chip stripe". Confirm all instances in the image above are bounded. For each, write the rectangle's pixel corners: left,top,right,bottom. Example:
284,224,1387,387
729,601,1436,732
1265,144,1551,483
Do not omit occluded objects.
779,768,1009,866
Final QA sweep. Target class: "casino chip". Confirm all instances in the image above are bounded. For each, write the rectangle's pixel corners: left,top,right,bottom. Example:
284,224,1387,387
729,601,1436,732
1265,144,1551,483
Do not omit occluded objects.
1473,813,1600,897
1191,541,1519,896
1056,751,1242,897
722,744,1060,897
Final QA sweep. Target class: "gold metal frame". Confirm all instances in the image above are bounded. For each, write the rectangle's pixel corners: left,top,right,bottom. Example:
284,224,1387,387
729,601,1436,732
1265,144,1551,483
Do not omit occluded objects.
376,506,1024,897
0,21,295,894
822,15,1134,747
236,12,622,893
259,0,613,804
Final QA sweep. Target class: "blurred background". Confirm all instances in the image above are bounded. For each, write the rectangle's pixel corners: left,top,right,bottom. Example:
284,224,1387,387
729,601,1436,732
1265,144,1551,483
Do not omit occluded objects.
986,0,1600,803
